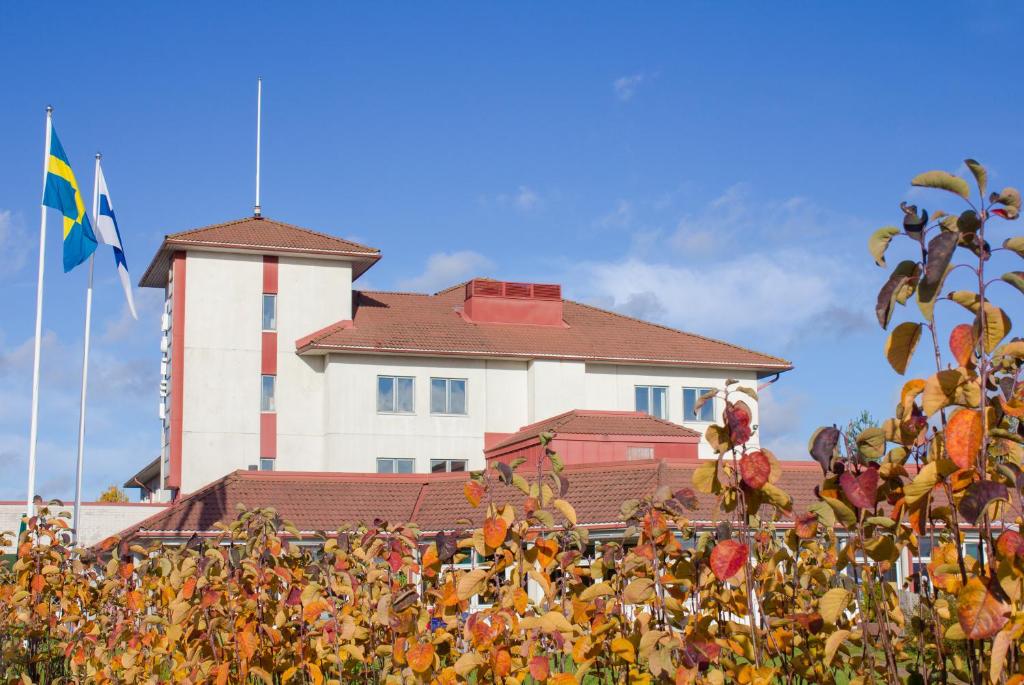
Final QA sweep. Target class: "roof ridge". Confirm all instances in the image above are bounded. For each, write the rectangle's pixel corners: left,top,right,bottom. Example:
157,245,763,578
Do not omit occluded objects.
358,289,432,297
168,216,379,254
565,298,792,367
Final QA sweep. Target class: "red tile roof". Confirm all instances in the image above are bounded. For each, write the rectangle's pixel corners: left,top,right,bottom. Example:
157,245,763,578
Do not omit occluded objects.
139,216,380,287
489,410,701,451
296,284,791,373
114,459,825,542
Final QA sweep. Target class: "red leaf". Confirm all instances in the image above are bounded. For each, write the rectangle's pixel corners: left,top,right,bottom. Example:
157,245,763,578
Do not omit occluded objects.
284,586,302,606
709,540,748,582
946,409,983,470
724,401,753,446
839,467,879,510
949,324,975,367
996,530,1024,558
529,655,550,681
739,450,770,489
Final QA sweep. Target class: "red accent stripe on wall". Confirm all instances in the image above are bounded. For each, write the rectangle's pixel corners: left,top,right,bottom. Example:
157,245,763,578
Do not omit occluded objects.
168,251,186,489
261,331,278,375
260,413,277,458
263,256,278,293
260,256,277,460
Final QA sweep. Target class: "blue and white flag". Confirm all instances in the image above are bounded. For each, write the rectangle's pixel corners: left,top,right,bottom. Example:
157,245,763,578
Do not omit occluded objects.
93,162,137,319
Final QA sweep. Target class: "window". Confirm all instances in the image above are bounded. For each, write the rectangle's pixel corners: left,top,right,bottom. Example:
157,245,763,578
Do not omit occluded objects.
262,294,277,331
377,376,415,413
626,446,654,461
261,375,276,412
378,458,415,474
430,459,468,473
259,458,275,471
683,387,715,422
430,378,467,415
635,386,668,419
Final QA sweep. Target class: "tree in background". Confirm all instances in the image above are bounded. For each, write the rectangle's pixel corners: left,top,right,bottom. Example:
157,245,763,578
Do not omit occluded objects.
843,409,878,448
97,485,128,503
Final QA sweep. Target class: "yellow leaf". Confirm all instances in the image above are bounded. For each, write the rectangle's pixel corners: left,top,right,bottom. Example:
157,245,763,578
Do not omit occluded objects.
553,498,576,526
824,629,850,666
579,581,613,601
693,460,720,495
904,462,938,505
611,636,636,664
819,588,851,625
456,569,488,601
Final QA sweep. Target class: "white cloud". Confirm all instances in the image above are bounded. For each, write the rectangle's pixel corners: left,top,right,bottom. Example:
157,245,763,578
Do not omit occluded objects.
397,251,495,294
595,199,634,230
101,288,163,343
613,73,646,102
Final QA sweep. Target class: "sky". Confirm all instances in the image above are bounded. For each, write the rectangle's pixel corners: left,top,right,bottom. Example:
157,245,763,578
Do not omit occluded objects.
1,3,1022,502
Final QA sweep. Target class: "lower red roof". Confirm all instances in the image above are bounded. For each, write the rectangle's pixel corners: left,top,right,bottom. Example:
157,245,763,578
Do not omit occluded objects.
115,459,825,541
487,410,701,451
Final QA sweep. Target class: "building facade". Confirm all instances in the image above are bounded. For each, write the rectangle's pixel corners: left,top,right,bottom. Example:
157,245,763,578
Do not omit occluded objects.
130,216,791,499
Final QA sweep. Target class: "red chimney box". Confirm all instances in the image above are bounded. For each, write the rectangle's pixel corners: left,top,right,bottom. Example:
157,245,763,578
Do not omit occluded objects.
462,279,565,326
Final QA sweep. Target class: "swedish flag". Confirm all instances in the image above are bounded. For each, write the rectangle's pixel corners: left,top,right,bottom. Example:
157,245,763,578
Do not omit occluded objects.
42,123,97,272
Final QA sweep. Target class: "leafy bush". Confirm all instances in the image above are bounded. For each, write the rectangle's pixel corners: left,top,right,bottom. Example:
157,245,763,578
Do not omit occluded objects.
1,160,1021,683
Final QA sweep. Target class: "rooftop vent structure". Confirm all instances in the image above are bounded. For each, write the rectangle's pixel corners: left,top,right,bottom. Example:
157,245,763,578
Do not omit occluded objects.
462,279,565,326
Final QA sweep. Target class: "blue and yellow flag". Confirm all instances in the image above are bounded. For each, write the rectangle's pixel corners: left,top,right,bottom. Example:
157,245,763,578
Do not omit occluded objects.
42,123,97,272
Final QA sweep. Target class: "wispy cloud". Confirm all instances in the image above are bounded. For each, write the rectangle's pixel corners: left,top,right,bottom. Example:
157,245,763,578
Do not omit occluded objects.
397,250,495,293
0,210,30,278
613,73,646,102
487,186,542,212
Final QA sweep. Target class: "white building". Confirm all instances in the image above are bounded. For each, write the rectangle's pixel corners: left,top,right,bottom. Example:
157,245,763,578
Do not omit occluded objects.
129,216,791,500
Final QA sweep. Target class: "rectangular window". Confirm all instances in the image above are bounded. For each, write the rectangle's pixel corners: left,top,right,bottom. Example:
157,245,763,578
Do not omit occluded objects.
377,376,415,413
626,446,654,461
262,294,277,331
430,459,468,473
259,458,275,471
261,375,276,412
430,378,467,414
683,387,715,422
377,458,415,474
634,385,668,419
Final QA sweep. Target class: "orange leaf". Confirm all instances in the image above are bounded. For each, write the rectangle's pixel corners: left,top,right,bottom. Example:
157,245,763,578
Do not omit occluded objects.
407,642,435,673
493,648,512,676
957,577,1009,639
794,512,818,539
464,480,485,507
550,674,577,685
946,409,982,470
529,655,550,681
483,516,508,549
710,540,747,582
302,599,329,623
237,627,257,660
739,450,770,489
535,538,558,567
949,323,975,367
181,576,196,600
215,663,230,685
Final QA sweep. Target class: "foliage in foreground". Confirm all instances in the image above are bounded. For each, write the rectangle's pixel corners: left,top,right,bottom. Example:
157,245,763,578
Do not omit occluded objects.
1,160,1023,684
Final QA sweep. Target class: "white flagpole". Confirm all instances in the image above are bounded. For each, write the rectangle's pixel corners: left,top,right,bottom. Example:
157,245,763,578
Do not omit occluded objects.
254,77,262,217
72,153,100,544
26,106,52,520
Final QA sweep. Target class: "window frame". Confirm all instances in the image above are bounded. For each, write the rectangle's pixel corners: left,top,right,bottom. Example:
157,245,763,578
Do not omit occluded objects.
259,458,275,471
377,457,415,474
430,377,468,415
430,458,469,473
377,375,416,414
261,374,276,412
683,386,716,423
262,293,277,331
634,385,669,419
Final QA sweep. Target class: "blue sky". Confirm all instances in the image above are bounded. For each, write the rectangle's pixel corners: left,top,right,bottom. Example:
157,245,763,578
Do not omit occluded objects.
1,3,1022,501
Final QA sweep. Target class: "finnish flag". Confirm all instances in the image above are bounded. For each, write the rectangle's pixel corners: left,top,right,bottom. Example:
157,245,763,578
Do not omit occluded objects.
94,162,137,319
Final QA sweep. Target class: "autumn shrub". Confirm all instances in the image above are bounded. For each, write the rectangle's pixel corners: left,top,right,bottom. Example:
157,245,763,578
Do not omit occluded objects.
0,160,1022,684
